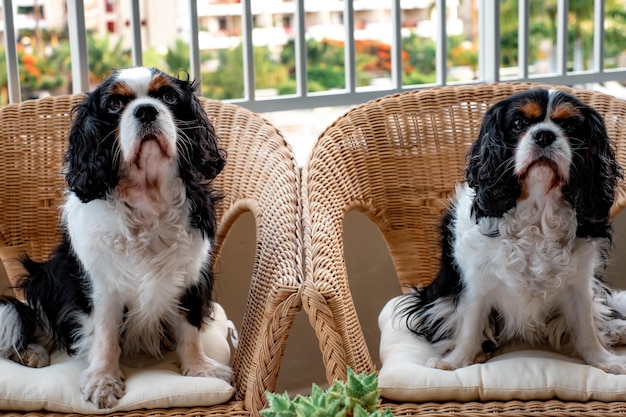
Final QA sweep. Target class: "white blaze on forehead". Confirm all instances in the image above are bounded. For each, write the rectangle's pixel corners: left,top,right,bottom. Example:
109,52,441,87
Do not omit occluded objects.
546,89,557,121
116,67,154,96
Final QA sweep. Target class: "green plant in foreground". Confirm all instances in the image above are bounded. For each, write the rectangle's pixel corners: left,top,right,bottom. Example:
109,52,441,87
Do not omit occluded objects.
261,368,393,417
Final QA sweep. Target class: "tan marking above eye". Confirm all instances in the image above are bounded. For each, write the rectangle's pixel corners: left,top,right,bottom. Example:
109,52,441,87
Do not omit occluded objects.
551,102,581,120
517,100,543,119
109,82,133,97
149,74,173,92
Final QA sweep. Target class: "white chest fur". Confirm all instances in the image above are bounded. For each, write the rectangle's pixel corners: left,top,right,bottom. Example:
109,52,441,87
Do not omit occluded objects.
63,185,212,357
453,184,602,345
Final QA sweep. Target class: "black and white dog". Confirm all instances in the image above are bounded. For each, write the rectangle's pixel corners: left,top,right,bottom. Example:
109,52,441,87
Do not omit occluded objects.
397,88,626,373
0,67,232,408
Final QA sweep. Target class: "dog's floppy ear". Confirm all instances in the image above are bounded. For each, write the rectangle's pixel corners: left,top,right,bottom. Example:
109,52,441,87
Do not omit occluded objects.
465,99,520,222
563,105,623,238
64,89,120,203
177,84,226,239
190,93,226,181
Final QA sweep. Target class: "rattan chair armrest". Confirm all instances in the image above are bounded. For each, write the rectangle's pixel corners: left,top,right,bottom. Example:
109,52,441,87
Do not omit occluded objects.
199,98,302,414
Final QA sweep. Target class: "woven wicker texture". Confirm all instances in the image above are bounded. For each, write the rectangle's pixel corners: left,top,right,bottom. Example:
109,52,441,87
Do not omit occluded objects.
0,95,302,417
301,83,626,415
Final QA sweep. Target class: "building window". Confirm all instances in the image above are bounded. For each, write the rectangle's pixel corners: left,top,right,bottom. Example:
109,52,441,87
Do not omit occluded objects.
282,15,291,29
218,17,227,31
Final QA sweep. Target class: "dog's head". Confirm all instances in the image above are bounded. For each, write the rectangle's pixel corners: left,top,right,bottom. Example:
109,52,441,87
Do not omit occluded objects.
64,67,225,204
466,88,622,238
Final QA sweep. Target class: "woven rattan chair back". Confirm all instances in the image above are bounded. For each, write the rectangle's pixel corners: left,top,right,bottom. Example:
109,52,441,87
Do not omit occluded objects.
302,83,626,415
0,94,301,417
0,95,84,278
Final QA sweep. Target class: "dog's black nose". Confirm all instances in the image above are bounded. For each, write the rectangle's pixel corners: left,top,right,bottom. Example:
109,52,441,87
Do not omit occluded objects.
533,130,556,147
134,104,159,123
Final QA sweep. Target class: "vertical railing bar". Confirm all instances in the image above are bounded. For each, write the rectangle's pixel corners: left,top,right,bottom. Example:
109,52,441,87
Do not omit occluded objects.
343,0,356,92
188,0,202,90
556,0,568,75
592,0,604,72
435,0,447,85
67,0,90,93
479,0,500,83
241,0,255,101
390,0,403,89
3,0,21,103
129,0,143,66
518,0,529,79
294,0,307,97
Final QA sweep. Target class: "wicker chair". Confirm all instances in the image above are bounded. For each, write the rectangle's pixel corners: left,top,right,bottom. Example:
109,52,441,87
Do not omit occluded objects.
0,94,302,417
301,83,626,416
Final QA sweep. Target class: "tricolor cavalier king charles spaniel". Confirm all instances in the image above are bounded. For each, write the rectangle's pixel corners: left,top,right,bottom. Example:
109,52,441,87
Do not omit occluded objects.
0,67,232,408
397,88,626,373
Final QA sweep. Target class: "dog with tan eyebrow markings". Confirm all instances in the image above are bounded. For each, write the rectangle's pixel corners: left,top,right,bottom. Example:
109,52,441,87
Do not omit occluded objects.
0,67,232,408
397,88,626,374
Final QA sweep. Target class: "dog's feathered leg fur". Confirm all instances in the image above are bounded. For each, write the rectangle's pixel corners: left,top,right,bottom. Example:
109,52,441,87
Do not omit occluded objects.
0,295,50,367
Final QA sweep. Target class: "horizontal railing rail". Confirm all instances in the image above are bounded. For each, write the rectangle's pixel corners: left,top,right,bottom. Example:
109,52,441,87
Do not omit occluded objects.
2,0,626,112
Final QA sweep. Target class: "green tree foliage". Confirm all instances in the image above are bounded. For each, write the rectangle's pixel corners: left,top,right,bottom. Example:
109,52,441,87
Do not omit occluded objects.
277,36,442,94
200,43,290,100
500,0,626,70
165,38,191,75
255,46,290,90
1,3,625,103
402,32,437,75
0,40,64,103
279,38,346,93
401,33,476,84
604,7,626,68
305,43,346,91
202,46,244,99
87,33,132,83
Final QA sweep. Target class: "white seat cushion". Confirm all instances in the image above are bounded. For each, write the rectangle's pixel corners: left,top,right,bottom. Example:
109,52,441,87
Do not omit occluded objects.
0,303,235,414
378,296,626,402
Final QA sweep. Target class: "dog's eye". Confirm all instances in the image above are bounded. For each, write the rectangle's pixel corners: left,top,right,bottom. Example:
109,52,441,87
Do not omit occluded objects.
107,97,125,114
512,115,528,131
161,91,178,106
560,121,578,134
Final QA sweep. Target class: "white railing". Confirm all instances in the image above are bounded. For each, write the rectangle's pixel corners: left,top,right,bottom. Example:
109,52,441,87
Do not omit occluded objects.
2,0,626,112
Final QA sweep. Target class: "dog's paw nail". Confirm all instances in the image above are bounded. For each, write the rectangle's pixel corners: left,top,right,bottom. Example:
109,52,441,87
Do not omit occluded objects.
426,357,456,370
598,362,626,375
182,357,233,382
474,351,493,363
80,369,125,408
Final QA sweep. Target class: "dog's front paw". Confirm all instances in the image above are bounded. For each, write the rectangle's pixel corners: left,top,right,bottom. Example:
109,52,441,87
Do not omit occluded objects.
602,319,626,347
425,356,460,370
426,357,452,370
594,358,626,375
8,343,50,368
80,368,126,409
182,356,233,383
426,352,476,370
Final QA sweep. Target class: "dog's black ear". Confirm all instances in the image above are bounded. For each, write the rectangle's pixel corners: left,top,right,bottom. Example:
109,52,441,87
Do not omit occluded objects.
64,90,120,203
563,105,623,238
191,94,226,181
465,100,520,222
177,86,226,239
